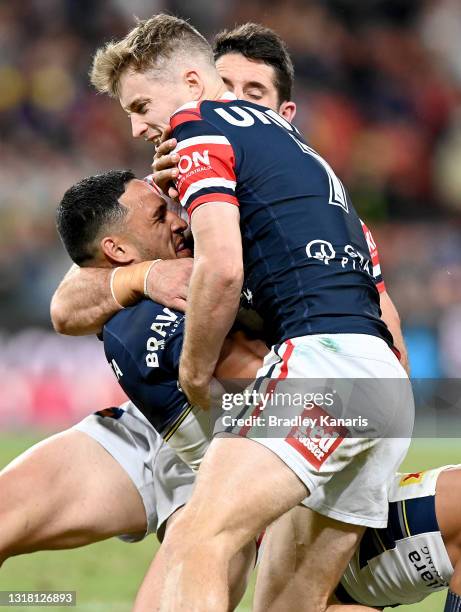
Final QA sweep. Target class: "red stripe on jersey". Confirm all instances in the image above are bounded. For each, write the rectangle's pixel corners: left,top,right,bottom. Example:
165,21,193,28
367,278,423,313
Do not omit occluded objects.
188,194,239,217
376,280,386,293
361,220,380,266
176,141,237,214
237,340,295,438
176,145,236,184
170,110,202,130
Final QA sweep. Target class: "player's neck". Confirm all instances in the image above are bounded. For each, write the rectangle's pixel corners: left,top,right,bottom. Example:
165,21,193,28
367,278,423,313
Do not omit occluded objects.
199,77,228,103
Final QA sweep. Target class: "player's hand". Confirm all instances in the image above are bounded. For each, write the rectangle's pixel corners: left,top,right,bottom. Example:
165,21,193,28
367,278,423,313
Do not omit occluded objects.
145,258,193,312
151,127,180,199
179,370,211,411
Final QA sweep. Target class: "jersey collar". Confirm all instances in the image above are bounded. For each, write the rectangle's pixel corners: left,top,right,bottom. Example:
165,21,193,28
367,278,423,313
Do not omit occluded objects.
172,91,237,115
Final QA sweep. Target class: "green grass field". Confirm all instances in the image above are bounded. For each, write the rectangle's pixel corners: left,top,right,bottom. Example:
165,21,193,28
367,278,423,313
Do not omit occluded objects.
0,435,459,611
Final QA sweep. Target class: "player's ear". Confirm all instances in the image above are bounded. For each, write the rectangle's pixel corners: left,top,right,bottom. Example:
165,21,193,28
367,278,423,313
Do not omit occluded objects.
100,236,136,265
279,101,296,122
184,70,204,101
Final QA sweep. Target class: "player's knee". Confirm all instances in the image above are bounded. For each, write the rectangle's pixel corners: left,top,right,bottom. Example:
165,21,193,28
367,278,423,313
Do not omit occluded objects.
163,509,239,564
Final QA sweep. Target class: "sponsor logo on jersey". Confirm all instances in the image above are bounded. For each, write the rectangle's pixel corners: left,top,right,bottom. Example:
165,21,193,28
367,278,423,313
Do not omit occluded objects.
408,546,448,590
145,307,182,368
306,240,336,265
285,404,348,470
178,150,210,174
399,472,425,486
306,240,373,276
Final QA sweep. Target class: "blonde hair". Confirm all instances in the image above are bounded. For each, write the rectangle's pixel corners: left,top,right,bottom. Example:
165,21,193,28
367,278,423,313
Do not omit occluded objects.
91,14,215,97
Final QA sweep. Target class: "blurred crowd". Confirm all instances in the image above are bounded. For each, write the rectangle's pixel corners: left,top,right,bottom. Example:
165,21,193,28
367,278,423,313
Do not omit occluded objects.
1,0,460,425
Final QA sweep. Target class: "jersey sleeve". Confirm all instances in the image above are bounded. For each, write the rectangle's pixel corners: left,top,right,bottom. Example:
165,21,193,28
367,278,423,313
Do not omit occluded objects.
170,108,238,218
360,219,386,293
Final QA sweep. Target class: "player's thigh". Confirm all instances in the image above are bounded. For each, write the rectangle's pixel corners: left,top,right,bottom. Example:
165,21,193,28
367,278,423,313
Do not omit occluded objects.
254,505,364,612
0,429,147,550
168,435,308,552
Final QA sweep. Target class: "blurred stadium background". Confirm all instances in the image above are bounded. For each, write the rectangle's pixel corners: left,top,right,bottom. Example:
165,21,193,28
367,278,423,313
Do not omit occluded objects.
1,0,461,609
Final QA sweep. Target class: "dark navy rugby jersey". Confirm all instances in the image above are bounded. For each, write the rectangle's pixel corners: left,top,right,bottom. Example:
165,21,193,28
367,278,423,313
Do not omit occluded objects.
170,95,392,347
102,299,188,434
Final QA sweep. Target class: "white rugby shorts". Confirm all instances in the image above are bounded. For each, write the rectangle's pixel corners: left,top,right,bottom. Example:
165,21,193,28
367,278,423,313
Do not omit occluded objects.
215,333,414,528
74,400,195,541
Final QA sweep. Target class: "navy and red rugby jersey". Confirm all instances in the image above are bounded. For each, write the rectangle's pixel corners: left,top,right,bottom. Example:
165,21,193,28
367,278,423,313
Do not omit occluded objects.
170,95,392,347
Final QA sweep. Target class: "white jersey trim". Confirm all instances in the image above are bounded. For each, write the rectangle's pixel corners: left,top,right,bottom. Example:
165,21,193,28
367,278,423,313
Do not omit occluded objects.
174,135,231,153
182,178,236,208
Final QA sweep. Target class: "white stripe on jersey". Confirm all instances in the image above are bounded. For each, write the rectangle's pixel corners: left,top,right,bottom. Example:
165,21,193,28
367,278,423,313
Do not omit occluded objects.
182,178,237,208
174,135,231,153
373,263,381,278
173,100,200,113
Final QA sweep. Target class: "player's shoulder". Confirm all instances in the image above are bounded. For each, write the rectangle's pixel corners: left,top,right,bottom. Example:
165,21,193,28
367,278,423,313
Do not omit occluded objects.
170,95,245,134
170,100,204,131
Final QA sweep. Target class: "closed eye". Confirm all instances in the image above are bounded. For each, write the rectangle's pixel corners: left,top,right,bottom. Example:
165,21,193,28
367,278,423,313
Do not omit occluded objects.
245,87,266,101
153,203,167,222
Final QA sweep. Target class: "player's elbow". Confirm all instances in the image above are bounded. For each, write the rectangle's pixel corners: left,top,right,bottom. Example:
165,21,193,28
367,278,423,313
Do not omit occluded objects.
212,258,244,294
50,297,69,335
50,294,79,336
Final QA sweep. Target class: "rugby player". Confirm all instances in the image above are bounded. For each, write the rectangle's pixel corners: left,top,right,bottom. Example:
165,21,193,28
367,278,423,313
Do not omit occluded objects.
0,174,258,610
89,15,413,611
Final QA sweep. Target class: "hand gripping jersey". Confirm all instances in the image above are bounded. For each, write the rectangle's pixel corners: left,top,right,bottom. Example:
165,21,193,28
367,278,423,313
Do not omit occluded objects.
170,95,392,347
337,466,458,607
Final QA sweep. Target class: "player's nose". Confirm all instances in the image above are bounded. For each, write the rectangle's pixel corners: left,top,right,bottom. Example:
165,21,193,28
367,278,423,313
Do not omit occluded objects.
130,115,148,139
169,211,188,233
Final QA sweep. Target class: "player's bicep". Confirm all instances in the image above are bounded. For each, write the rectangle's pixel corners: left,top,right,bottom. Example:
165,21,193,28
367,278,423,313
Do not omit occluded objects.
191,203,241,259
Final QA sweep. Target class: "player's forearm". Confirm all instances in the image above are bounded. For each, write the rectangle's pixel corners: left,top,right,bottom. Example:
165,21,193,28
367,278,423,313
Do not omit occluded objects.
50,265,116,335
50,263,151,336
180,256,243,384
